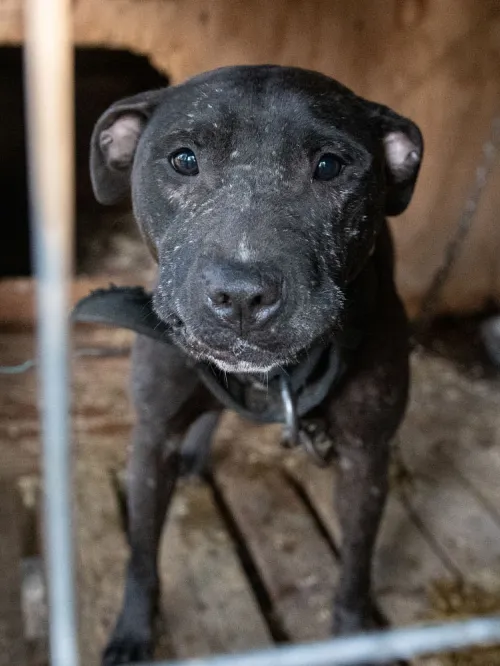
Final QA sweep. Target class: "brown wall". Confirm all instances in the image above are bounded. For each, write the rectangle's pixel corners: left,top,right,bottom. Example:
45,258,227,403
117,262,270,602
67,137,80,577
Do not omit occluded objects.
2,0,500,317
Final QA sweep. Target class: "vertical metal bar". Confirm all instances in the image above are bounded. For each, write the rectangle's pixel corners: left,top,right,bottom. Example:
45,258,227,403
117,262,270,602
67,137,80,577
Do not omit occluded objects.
23,1,78,665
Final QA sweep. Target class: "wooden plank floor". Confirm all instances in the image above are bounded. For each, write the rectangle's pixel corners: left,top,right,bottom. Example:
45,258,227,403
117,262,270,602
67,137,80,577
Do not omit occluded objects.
1,327,500,665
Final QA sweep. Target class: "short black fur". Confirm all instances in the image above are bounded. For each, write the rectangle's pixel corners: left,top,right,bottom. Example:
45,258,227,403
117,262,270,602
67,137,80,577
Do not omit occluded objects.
89,65,423,665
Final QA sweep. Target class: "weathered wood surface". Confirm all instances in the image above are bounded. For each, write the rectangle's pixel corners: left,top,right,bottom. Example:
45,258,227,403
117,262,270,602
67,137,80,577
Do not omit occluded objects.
214,446,339,642
0,276,150,329
158,482,272,660
287,460,453,627
397,351,500,575
2,3,500,315
1,329,500,665
0,480,26,666
0,332,39,478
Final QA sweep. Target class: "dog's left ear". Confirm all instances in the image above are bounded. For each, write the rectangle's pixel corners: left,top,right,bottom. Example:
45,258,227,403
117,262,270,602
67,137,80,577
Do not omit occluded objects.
367,102,423,216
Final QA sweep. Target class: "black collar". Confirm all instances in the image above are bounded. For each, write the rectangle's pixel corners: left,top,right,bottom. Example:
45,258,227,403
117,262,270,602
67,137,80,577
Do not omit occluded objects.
196,341,343,418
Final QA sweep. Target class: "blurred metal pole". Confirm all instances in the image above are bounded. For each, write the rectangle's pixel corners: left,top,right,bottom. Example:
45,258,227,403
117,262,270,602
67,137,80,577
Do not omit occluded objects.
24,0,78,665
146,615,500,666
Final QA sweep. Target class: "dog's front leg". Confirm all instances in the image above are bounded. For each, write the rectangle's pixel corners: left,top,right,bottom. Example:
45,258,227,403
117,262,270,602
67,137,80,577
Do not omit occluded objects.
101,423,182,666
333,438,389,636
102,336,216,666
328,295,408,666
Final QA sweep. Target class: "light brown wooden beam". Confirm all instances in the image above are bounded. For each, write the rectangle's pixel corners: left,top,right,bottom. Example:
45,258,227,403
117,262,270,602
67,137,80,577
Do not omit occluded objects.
0,275,150,328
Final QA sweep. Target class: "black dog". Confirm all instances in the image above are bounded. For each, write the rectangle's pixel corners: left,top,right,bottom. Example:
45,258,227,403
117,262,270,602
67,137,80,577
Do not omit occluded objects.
89,65,423,665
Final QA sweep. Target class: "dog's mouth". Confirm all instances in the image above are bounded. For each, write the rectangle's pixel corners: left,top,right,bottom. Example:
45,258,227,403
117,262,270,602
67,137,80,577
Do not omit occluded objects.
200,353,279,374
169,319,294,374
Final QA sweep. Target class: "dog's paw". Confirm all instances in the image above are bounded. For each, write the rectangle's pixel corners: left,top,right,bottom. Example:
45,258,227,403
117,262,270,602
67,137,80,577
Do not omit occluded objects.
102,632,153,665
333,597,386,636
333,607,370,636
332,606,400,666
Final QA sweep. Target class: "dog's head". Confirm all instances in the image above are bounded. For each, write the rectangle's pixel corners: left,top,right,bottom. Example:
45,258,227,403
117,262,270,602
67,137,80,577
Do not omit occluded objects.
90,66,422,372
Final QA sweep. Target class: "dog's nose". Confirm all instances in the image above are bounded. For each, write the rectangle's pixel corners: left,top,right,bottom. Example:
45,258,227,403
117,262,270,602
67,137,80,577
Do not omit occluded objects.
203,261,283,332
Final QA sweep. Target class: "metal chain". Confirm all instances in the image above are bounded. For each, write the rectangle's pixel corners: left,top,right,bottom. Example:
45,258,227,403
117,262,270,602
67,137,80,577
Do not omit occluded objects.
412,114,500,342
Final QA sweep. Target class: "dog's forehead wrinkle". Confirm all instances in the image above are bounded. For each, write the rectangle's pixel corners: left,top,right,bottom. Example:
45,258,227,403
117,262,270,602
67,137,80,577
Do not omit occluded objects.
163,86,356,154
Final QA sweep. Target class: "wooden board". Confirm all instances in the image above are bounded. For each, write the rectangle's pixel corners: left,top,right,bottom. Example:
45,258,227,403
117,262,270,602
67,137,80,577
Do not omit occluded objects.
76,459,130,666
411,361,500,533
400,445,500,575
440,444,500,532
285,459,453,627
0,332,39,479
398,353,500,576
0,276,149,328
2,329,500,665
214,442,339,642
158,481,272,660
0,480,26,666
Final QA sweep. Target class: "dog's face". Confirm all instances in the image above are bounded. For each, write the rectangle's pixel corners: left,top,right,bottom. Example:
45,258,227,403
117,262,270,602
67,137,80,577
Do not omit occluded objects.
91,66,422,372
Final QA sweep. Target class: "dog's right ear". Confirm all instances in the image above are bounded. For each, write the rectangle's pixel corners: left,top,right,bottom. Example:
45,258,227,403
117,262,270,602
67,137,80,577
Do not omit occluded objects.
90,89,167,205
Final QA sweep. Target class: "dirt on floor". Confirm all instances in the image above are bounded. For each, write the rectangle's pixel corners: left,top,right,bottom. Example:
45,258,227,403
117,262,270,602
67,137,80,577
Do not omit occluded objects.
428,575,500,666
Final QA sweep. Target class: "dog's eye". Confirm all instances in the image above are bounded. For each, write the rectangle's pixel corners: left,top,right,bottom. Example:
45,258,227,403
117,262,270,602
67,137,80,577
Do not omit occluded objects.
169,148,199,176
314,153,343,181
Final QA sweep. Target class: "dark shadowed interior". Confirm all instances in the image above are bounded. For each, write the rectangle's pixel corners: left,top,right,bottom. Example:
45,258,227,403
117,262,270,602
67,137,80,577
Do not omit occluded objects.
0,47,167,276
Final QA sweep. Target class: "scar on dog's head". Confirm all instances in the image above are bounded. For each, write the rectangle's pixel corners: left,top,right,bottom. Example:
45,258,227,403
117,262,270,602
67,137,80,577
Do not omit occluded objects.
90,66,422,372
